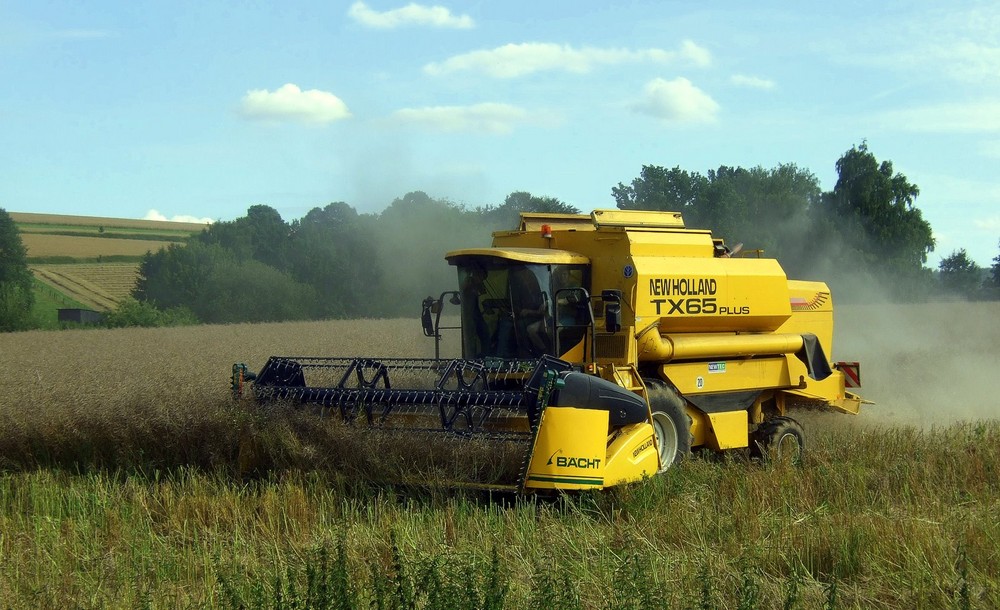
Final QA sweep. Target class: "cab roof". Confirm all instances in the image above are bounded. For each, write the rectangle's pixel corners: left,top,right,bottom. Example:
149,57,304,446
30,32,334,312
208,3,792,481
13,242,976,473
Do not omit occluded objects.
446,247,590,265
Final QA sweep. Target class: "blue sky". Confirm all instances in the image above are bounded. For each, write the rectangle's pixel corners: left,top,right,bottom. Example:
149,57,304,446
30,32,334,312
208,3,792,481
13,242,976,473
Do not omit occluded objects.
2,1,998,266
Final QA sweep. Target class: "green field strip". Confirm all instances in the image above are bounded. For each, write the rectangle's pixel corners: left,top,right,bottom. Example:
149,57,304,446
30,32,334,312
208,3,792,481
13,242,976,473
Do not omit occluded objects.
14,222,196,237
18,228,190,242
30,278,90,327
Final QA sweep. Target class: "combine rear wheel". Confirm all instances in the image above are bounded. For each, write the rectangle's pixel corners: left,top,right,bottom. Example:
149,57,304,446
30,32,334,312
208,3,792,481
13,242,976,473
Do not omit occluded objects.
752,417,804,465
645,379,692,472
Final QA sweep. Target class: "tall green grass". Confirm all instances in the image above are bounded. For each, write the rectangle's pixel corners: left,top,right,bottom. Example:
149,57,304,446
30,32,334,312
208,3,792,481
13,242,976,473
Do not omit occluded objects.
0,417,997,608
29,278,89,329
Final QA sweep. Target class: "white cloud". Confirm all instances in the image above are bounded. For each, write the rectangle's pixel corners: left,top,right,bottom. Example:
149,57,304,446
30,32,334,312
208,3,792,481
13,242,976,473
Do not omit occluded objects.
978,139,1000,158
348,1,473,29
143,210,213,224
835,6,1000,85
881,101,1000,133
633,77,719,125
240,84,351,125
391,103,531,134
424,39,710,78
678,39,712,68
934,39,1000,83
730,74,775,90
974,215,1000,231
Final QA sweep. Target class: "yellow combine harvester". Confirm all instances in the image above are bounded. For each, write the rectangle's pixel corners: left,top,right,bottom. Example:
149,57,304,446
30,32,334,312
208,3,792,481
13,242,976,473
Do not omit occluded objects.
234,209,864,492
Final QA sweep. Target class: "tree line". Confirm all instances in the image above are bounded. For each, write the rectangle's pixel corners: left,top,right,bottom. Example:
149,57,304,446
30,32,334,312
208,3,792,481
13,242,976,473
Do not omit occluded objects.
1,143,998,330
126,191,577,323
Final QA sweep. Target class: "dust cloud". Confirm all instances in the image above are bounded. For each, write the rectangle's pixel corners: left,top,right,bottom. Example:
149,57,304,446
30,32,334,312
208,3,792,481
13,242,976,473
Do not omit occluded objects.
832,301,1000,427
740,203,1000,427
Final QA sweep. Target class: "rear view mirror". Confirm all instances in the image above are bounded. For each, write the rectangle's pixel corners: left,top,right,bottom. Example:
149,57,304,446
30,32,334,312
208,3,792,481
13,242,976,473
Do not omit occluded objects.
602,289,622,333
421,297,437,337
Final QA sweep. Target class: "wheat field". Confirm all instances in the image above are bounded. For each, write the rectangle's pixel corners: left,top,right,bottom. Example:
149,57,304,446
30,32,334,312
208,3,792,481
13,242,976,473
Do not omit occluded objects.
14,212,203,313
29,264,140,311
29,263,139,311
0,304,998,608
11,211,209,233
20,233,176,259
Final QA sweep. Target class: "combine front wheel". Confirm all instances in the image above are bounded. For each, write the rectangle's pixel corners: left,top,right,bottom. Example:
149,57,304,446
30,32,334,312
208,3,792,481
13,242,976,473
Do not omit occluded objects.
646,379,692,472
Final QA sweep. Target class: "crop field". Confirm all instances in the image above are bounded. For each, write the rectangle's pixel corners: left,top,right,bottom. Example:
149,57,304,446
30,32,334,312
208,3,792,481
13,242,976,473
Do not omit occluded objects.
19,233,178,259
10,211,209,233
30,264,140,311
12,211,206,318
14,212,204,260
0,303,998,608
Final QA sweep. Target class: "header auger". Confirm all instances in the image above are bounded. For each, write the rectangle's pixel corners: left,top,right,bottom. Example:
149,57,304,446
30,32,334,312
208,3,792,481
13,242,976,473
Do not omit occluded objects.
234,209,865,492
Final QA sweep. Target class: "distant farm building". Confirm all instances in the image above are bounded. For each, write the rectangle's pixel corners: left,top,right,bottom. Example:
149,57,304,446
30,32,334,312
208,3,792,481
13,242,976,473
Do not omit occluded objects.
58,308,105,325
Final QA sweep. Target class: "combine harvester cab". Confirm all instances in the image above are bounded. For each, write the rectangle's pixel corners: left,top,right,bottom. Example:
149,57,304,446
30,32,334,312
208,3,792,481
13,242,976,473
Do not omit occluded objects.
237,209,866,492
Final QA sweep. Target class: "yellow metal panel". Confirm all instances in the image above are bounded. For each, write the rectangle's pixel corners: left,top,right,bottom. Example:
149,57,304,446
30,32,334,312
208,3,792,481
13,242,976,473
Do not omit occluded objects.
785,370,860,414
661,357,795,396
517,213,593,232
776,280,835,358
786,280,833,312
524,407,608,490
591,209,686,229
446,247,589,265
603,423,660,487
628,232,715,258
632,256,792,333
705,410,749,450
688,408,710,447
557,336,586,363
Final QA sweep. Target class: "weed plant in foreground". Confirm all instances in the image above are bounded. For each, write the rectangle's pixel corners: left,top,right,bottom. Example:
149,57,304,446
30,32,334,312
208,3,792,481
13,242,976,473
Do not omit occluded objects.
0,422,997,608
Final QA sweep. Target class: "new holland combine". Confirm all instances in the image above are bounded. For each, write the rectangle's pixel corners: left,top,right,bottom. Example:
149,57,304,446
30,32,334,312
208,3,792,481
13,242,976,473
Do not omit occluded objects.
233,209,864,492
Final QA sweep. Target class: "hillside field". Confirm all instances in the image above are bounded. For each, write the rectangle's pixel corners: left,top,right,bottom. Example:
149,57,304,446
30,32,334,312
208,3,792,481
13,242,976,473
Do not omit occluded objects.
11,212,208,315
11,211,209,233
0,302,997,607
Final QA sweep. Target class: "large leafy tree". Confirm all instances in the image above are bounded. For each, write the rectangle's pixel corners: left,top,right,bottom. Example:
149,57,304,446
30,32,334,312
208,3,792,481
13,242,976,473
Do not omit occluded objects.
0,208,35,331
286,202,381,318
134,241,221,309
478,191,580,229
135,202,389,321
938,249,982,298
984,239,1000,299
822,143,934,270
134,240,319,323
610,163,821,272
612,165,707,213
199,204,291,268
697,164,820,263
